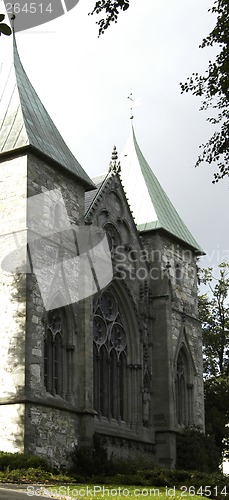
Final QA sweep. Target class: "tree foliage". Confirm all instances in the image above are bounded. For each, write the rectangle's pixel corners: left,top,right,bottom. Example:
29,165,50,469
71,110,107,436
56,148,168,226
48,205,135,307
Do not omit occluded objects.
204,375,229,460
89,0,130,36
0,14,12,36
199,261,229,377
198,261,229,461
181,0,229,182
176,428,220,472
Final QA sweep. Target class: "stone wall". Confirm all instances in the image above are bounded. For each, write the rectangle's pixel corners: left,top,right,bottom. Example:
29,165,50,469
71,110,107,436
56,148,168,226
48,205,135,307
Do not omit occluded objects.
25,404,80,467
24,154,94,461
141,230,205,465
0,152,94,461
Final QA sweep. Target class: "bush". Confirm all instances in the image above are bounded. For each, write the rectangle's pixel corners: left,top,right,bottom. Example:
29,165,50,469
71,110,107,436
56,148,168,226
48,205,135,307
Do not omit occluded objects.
71,435,157,477
75,469,228,499
176,428,221,472
0,452,50,472
70,434,113,476
0,467,54,483
177,470,229,500
111,455,156,475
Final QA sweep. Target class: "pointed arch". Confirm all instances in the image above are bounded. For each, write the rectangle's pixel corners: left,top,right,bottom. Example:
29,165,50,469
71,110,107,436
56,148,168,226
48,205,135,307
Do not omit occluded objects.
93,280,139,423
46,292,77,341
108,278,140,361
174,326,197,385
43,299,76,400
175,342,194,426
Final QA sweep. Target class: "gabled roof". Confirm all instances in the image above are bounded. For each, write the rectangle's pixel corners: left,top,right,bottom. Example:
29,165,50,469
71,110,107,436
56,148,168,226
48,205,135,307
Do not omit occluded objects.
119,125,203,253
0,35,94,190
85,174,107,214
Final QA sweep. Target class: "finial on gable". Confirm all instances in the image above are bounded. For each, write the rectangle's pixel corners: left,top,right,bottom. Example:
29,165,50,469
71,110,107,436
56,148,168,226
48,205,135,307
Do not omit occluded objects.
112,145,118,162
109,145,121,174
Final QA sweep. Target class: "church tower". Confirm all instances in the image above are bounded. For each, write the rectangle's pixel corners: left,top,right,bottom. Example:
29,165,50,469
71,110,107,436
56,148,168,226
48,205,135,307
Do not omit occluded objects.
0,35,95,466
119,125,205,466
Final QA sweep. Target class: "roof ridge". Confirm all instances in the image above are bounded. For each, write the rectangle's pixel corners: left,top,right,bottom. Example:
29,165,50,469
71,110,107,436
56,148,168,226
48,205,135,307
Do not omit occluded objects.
85,171,113,217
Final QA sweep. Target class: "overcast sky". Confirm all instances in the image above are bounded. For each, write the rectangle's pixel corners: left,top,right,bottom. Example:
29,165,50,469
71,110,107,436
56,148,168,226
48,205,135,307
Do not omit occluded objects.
2,0,228,272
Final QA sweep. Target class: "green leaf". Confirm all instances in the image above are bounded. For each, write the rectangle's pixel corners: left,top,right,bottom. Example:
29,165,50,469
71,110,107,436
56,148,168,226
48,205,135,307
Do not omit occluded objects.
0,23,12,36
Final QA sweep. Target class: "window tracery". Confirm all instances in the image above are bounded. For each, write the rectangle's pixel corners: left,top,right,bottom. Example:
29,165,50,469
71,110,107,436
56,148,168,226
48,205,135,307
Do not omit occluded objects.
93,289,127,421
104,223,120,256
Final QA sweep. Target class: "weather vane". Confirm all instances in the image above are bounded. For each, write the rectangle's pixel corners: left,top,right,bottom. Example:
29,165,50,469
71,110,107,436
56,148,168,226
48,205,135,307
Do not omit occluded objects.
11,5,16,33
127,93,134,120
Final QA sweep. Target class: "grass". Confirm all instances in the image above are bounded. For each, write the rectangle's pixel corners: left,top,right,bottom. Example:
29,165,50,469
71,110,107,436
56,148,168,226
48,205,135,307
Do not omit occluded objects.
42,484,207,499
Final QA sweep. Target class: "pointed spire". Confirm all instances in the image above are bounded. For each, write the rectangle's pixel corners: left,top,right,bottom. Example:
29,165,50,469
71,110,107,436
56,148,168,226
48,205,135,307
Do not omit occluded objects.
127,93,134,121
10,7,16,33
120,125,203,253
0,35,94,190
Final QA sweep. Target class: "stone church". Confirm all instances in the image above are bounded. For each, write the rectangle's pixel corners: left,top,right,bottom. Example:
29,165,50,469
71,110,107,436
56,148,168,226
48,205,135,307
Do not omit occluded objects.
0,36,205,468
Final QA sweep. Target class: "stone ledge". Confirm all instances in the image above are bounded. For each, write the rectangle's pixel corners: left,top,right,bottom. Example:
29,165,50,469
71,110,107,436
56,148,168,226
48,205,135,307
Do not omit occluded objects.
0,398,97,416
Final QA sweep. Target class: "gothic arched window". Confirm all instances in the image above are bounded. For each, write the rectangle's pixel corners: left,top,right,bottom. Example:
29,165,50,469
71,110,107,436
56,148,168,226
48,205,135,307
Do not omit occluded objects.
104,223,120,256
44,309,64,397
93,289,127,421
175,348,193,426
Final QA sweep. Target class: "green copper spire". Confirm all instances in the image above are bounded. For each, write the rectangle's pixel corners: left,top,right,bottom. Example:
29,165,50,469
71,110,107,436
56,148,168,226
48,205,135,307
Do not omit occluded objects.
120,125,203,253
0,35,94,190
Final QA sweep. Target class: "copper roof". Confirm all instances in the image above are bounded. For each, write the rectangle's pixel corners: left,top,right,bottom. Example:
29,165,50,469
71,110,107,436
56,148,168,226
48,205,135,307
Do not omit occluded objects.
0,35,94,190
120,125,204,253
